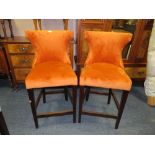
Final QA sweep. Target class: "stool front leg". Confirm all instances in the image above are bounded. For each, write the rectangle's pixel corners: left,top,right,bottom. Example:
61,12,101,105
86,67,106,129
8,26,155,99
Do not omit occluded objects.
78,86,85,123
72,86,77,123
27,89,38,128
115,90,129,129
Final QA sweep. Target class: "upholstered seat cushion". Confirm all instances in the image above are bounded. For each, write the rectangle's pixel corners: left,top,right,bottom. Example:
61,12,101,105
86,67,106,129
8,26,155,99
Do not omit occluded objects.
25,61,77,89
80,63,132,91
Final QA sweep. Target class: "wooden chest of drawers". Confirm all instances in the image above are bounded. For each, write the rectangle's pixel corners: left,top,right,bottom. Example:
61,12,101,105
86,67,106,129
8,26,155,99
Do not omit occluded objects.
0,37,35,88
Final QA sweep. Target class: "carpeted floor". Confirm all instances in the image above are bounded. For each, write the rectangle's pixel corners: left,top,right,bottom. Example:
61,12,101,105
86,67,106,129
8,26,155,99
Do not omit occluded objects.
0,79,155,135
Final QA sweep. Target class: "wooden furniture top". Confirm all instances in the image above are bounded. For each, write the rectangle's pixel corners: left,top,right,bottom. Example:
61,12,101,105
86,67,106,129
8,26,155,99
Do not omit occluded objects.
0,36,30,44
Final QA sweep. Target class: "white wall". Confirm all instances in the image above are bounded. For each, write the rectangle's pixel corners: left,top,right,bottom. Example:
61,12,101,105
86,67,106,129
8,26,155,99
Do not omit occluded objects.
0,19,77,68
0,19,76,36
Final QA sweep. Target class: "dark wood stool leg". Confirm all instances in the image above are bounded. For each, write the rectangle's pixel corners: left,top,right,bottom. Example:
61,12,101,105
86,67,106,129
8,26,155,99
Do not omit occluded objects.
8,19,14,38
72,86,77,123
42,88,46,103
0,110,9,135
0,20,7,39
64,87,68,101
115,90,129,129
78,86,85,123
85,87,90,101
38,19,42,30
107,89,112,104
27,89,38,128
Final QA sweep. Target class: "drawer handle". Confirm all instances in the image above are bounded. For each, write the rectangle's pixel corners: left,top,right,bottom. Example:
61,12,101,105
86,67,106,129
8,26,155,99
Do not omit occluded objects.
19,46,32,53
138,71,145,75
19,47,28,52
20,59,31,64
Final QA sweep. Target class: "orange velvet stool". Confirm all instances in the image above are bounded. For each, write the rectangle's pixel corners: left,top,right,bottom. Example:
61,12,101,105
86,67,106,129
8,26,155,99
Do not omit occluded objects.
78,31,132,129
25,30,77,128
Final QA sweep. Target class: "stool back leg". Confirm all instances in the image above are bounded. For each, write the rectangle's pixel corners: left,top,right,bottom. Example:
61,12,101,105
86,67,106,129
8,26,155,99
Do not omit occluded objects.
107,89,112,104
115,90,129,129
42,88,46,103
64,88,68,101
85,87,90,101
27,89,39,128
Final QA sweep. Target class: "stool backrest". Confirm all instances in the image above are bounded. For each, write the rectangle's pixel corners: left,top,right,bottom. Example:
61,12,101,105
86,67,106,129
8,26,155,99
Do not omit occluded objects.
84,31,132,68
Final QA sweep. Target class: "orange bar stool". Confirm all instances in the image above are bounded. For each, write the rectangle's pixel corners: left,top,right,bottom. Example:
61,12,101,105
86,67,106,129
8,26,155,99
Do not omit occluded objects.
25,30,77,128
78,31,132,129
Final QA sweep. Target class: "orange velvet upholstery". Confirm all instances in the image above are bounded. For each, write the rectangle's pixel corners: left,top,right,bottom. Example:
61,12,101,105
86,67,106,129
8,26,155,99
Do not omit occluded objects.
80,63,132,91
80,31,133,91
25,30,77,89
26,61,77,89
25,30,72,67
85,31,132,68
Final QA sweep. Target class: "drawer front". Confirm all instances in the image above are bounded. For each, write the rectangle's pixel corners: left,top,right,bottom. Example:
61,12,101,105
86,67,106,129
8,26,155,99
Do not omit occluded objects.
14,68,31,81
81,19,104,24
125,67,146,78
7,44,34,54
10,55,34,68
